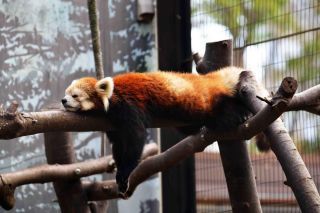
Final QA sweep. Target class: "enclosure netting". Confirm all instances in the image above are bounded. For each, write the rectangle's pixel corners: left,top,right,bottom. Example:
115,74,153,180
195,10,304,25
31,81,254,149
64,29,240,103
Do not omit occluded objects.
191,0,320,212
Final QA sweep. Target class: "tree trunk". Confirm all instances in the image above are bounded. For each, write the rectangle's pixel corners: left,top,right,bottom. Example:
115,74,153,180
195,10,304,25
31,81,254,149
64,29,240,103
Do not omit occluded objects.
44,132,90,213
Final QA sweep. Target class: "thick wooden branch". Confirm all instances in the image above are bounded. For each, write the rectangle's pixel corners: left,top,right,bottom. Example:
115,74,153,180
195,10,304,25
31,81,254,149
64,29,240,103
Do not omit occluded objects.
83,180,119,201
0,143,158,210
0,106,188,139
124,74,297,197
45,132,91,213
0,108,110,139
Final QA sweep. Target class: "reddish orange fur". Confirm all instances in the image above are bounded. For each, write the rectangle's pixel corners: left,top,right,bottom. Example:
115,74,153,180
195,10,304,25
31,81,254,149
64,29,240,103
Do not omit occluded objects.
110,71,236,115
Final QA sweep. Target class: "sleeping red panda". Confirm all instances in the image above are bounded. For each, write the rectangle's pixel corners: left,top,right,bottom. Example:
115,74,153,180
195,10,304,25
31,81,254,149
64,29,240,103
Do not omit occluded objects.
62,66,263,192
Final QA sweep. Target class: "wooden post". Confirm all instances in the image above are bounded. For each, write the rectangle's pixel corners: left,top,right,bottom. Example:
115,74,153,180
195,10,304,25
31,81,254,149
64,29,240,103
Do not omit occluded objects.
44,132,90,213
195,40,262,213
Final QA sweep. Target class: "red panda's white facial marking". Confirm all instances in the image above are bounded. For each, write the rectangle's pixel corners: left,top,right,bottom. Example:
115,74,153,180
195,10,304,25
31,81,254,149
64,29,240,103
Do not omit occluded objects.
95,77,114,112
63,80,95,111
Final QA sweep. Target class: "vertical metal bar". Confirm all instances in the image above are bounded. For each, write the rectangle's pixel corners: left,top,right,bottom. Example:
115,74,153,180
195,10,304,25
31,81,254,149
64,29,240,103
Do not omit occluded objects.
157,0,196,212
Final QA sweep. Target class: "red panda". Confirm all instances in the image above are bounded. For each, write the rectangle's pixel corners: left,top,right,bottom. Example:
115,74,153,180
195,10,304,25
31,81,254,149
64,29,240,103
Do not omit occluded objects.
62,66,261,192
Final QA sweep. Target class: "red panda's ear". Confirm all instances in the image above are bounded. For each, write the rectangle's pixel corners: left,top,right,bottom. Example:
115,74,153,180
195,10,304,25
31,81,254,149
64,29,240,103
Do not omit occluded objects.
95,77,114,99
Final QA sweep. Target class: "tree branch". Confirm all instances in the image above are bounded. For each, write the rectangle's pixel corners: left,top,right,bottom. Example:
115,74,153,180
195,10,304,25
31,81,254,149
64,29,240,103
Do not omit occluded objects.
0,105,189,140
83,180,119,201
0,143,158,210
81,143,160,202
87,0,104,80
239,72,320,212
0,108,111,139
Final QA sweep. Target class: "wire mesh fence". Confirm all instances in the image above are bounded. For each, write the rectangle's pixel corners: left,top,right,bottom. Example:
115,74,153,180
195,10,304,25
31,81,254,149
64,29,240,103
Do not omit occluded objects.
191,0,320,212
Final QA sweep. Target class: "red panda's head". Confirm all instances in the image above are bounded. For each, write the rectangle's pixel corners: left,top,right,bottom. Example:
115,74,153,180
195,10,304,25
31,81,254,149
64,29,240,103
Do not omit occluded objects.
62,77,114,112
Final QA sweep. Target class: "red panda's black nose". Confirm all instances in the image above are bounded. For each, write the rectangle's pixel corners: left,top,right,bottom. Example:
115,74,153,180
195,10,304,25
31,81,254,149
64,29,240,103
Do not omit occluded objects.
61,99,67,104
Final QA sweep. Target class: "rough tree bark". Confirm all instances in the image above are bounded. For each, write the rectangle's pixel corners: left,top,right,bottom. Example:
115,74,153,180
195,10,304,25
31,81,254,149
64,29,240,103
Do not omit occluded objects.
0,108,185,139
195,40,262,213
